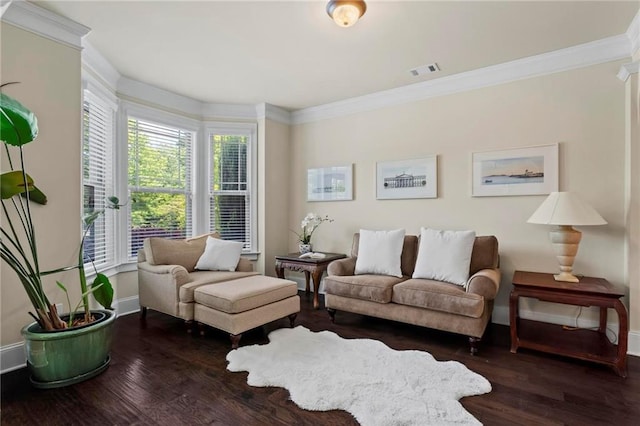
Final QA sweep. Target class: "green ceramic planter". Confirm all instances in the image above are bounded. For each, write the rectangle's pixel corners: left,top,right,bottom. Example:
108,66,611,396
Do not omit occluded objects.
21,309,116,388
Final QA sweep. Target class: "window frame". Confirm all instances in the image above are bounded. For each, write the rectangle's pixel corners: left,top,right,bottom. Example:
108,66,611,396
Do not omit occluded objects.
205,122,258,254
121,102,200,261
81,87,117,272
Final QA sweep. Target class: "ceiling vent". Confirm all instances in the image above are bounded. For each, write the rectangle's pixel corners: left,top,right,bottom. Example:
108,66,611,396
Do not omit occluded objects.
409,63,440,77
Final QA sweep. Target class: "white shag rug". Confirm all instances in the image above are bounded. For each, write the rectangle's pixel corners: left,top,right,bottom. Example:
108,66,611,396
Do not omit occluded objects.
226,326,491,425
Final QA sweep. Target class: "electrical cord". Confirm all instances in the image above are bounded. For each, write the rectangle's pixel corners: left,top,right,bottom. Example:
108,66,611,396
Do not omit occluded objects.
561,306,618,343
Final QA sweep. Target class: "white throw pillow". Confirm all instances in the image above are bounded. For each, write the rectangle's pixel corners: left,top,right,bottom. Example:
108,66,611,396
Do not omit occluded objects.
412,228,476,286
355,229,406,278
195,237,243,271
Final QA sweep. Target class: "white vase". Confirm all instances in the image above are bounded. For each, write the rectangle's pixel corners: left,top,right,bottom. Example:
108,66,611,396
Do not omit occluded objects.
299,243,312,254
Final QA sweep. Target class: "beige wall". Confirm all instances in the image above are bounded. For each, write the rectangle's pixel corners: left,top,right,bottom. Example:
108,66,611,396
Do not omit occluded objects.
290,60,630,327
1,24,83,346
257,118,291,276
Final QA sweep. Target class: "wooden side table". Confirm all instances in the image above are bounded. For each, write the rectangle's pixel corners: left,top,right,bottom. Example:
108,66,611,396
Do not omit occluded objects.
510,270,628,377
275,252,346,309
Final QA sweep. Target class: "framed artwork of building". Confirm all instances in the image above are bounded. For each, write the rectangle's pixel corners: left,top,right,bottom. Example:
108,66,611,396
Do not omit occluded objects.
307,164,354,201
376,156,438,200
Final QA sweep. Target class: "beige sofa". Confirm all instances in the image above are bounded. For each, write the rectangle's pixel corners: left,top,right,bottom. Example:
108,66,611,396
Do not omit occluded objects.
324,233,500,354
137,233,259,327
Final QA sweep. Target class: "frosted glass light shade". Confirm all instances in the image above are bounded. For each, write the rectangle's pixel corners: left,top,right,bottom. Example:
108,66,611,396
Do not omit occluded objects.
326,0,367,27
527,192,607,226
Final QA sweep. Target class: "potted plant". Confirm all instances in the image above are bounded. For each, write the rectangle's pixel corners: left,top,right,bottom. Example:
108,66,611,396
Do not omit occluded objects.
1,85,121,388
292,213,333,253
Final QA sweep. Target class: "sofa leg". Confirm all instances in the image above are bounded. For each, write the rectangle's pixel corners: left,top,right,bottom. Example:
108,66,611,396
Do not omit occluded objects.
327,308,336,323
140,306,147,319
184,320,194,334
469,336,480,356
230,333,242,349
196,322,207,336
288,313,297,327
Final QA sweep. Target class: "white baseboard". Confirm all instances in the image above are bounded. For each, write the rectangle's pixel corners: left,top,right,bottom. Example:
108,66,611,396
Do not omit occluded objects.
0,295,141,374
629,331,640,356
0,343,26,374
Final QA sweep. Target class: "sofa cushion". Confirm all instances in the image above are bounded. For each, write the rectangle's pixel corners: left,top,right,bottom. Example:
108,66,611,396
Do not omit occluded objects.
469,235,499,275
194,275,298,314
355,229,405,278
195,236,243,271
412,228,476,286
352,233,418,278
391,278,484,318
144,232,219,272
179,270,259,303
324,274,405,304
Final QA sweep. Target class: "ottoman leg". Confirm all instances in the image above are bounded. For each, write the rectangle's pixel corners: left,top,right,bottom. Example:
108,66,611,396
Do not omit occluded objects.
288,313,297,327
230,333,242,349
327,308,336,323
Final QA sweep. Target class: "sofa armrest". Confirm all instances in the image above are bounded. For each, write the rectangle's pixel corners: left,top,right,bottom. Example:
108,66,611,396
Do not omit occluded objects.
137,262,191,287
328,257,357,276
465,268,501,300
236,257,254,272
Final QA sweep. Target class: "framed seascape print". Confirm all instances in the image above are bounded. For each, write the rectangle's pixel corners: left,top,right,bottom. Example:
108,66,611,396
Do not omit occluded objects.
471,144,559,197
307,164,353,201
376,156,438,200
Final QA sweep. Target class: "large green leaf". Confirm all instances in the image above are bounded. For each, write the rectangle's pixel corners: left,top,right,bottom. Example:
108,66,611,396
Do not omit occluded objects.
91,273,113,310
21,184,47,205
0,171,47,204
1,170,33,198
0,92,38,146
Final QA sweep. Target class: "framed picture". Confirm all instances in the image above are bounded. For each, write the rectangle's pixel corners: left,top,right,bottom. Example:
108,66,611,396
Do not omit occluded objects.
471,144,559,197
376,156,438,200
307,164,353,201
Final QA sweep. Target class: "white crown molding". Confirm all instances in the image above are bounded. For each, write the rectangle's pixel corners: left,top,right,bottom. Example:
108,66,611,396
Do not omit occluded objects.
118,76,204,117
617,61,640,82
0,0,89,50
291,34,632,125
628,8,640,57
82,40,121,91
201,102,258,121
256,103,292,125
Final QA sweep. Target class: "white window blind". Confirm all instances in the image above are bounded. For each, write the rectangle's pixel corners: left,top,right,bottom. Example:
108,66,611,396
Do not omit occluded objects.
127,117,193,258
82,91,115,269
209,132,253,251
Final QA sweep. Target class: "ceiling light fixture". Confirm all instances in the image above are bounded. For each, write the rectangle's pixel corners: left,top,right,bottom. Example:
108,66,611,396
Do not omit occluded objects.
326,0,367,28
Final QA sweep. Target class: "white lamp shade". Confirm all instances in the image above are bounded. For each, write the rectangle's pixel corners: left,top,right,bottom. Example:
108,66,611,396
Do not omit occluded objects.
527,192,607,226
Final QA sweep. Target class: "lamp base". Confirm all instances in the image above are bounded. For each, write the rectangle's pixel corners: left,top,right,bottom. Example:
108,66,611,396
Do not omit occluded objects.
549,225,582,284
553,272,580,283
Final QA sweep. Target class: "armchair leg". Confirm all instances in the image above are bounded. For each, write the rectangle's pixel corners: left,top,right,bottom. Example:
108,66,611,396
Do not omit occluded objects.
469,336,480,356
140,306,147,319
327,308,336,323
288,313,297,327
230,333,242,349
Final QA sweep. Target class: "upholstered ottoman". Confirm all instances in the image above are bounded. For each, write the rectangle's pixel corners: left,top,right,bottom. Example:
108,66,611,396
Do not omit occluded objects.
193,275,300,349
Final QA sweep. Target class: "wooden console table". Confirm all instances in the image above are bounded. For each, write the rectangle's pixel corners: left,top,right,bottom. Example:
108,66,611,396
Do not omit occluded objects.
275,252,346,309
510,270,628,377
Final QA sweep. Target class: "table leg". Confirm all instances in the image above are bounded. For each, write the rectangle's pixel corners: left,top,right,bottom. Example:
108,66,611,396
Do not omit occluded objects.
598,307,607,333
304,271,311,294
613,299,628,377
509,290,519,353
311,269,324,309
275,263,284,279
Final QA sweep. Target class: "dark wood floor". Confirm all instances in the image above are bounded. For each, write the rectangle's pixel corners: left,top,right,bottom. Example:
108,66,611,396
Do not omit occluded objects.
2,292,639,425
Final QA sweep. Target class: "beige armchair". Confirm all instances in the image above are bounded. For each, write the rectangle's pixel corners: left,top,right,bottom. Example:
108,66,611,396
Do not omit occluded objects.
137,233,258,328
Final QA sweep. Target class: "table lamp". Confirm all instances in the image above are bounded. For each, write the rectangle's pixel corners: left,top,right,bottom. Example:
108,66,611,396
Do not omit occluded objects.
527,191,607,282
